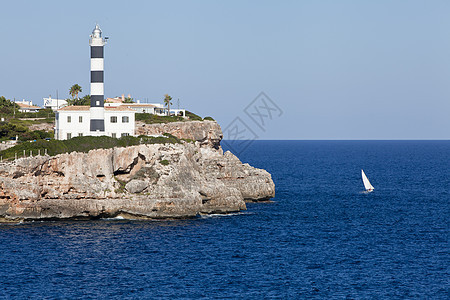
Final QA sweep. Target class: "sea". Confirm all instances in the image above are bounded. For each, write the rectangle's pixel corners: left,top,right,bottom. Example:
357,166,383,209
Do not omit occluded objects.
0,141,448,299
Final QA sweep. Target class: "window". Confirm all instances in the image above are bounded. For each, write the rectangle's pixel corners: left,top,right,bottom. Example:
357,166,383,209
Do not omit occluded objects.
67,116,71,123
122,116,129,123
67,133,72,139
78,133,83,137
79,116,83,123
110,116,117,123
121,133,129,137
111,133,116,138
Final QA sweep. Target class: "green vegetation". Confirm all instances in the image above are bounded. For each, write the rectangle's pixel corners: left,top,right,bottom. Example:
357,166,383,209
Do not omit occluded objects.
185,110,203,121
0,134,182,161
7,117,54,131
67,95,90,106
15,108,55,119
114,176,127,193
69,84,82,99
0,96,19,115
0,94,216,145
131,166,159,181
136,113,185,124
123,97,134,103
0,96,55,141
164,94,172,116
0,122,52,141
67,83,91,105
203,116,215,121
160,159,169,166
0,97,55,119
135,110,213,124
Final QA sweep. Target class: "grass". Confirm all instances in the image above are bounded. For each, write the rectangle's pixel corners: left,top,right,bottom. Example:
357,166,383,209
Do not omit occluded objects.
0,134,182,161
185,111,203,121
132,166,159,181
8,118,54,128
136,114,185,124
114,176,127,193
0,115,54,142
160,159,170,166
0,108,55,120
135,111,213,124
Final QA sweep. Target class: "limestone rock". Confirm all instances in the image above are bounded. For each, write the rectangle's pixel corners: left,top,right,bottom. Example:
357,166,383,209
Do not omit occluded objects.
0,142,274,221
135,120,223,149
125,180,148,194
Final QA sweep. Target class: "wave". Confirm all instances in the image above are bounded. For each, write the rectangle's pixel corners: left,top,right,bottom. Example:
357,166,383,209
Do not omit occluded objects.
199,212,251,219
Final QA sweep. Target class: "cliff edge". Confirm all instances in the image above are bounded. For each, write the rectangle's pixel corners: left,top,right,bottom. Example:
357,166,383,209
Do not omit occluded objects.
0,142,274,221
135,120,222,149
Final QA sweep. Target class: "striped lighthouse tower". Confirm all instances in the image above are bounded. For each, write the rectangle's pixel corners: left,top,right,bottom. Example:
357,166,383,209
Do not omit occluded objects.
89,24,107,133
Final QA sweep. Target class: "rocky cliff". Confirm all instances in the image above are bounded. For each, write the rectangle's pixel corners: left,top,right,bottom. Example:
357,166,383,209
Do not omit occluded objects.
25,118,223,149
135,120,222,149
0,142,275,222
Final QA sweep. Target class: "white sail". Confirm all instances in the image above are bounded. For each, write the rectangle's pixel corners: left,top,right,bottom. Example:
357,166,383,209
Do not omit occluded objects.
361,169,374,191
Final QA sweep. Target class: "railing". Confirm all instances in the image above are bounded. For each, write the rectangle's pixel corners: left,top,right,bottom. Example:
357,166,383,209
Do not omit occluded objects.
0,149,49,164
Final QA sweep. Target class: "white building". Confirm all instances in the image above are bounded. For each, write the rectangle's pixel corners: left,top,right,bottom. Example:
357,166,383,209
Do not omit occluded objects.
55,106,135,140
119,103,160,114
43,97,68,110
105,100,186,117
15,100,41,113
120,103,186,116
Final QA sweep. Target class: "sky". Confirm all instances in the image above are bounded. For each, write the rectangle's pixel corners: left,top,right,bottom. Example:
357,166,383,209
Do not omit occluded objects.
1,0,450,139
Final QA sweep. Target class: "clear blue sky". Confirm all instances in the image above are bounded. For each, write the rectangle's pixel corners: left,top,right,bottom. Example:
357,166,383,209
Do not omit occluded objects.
1,0,449,139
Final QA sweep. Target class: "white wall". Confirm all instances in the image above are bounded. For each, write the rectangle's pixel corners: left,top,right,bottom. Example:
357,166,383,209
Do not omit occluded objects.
105,111,135,137
56,111,91,140
126,107,156,114
43,98,68,110
56,110,136,140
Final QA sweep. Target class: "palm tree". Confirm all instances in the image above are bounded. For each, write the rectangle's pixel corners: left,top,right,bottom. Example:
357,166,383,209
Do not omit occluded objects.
164,94,173,116
69,84,82,100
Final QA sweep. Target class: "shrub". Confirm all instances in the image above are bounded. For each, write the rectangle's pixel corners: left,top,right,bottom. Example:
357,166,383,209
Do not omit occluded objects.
0,96,19,115
0,134,182,161
67,95,90,106
135,113,183,124
135,112,216,123
185,111,203,121
16,108,55,119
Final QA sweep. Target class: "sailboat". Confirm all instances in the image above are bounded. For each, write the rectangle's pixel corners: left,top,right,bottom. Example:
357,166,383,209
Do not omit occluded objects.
361,169,374,192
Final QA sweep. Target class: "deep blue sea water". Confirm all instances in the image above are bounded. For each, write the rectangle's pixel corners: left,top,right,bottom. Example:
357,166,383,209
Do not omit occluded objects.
0,141,448,299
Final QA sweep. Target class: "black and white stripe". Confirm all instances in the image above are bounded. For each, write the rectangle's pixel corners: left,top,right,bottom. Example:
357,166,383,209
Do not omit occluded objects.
89,24,106,132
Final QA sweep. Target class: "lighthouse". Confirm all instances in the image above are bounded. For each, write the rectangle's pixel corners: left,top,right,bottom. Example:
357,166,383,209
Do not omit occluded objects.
55,24,135,140
89,24,107,133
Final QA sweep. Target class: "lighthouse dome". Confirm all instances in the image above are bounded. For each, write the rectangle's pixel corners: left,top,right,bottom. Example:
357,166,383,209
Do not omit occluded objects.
92,24,102,38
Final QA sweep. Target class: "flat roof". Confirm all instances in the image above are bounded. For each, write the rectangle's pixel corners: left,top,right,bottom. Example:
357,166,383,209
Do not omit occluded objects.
120,104,157,108
58,106,135,112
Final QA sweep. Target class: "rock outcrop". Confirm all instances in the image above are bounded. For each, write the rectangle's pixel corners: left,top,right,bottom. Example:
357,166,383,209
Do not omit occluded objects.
0,142,275,222
135,120,222,149
24,119,223,149
28,121,54,132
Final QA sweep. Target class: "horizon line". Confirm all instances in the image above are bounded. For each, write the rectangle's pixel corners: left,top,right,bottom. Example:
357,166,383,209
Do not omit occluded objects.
222,139,450,141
